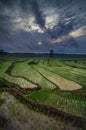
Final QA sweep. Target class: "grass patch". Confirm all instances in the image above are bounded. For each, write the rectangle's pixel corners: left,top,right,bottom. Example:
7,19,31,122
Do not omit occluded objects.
38,58,86,88
0,57,86,119
34,66,82,90
0,60,37,89
12,60,56,90
25,90,86,118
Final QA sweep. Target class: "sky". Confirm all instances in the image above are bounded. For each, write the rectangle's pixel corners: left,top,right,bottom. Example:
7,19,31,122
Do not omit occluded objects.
0,0,86,53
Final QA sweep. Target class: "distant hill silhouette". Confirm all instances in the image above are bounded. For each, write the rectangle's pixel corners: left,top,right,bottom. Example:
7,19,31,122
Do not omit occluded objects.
0,52,86,58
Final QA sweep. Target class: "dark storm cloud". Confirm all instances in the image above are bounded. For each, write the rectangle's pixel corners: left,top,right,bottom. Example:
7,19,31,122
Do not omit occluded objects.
48,21,74,39
0,0,45,27
19,0,45,28
31,0,45,28
0,0,86,53
0,0,13,6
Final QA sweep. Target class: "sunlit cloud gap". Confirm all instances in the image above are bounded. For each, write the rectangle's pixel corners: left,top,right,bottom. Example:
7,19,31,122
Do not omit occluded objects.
50,26,86,44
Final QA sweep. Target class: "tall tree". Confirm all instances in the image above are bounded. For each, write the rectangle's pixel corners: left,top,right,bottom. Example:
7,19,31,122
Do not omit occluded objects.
50,50,54,58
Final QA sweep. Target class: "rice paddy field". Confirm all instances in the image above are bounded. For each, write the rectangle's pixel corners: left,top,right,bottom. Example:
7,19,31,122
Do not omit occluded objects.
0,55,86,130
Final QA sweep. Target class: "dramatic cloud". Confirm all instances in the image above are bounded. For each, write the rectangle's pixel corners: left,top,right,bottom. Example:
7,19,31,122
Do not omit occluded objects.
70,26,86,38
50,26,86,44
0,0,86,53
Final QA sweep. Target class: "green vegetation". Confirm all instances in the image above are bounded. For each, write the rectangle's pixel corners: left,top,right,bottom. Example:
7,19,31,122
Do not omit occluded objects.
12,60,56,90
0,60,37,89
33,65,82,90
38,58,86,87
0,56,86,120
25,90,86,118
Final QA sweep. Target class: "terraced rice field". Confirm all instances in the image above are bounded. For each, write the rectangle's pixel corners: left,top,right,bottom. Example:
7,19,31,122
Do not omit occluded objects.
0,92,80,130
26,90,86,118
0,56,86,130
34,66,82,90
12,60,56,90
0,60,37,89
